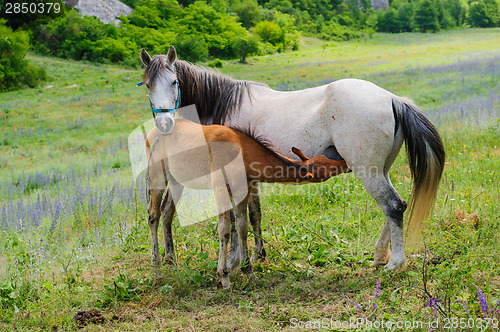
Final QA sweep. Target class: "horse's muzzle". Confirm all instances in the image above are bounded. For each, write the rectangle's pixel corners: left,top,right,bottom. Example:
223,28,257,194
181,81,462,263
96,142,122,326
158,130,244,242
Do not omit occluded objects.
155,113,175,135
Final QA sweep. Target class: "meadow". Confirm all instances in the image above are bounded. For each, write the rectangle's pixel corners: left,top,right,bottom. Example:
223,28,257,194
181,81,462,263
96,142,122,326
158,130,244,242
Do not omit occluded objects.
0,28,499,331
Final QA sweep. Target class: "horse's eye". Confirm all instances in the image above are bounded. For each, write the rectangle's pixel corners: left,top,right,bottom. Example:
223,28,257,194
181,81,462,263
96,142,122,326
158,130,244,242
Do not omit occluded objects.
172,81,177,86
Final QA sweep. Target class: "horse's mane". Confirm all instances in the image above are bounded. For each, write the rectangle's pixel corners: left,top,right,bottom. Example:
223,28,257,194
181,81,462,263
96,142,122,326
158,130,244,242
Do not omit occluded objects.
174,60,252,125
232,126,299,168
143,55,173,87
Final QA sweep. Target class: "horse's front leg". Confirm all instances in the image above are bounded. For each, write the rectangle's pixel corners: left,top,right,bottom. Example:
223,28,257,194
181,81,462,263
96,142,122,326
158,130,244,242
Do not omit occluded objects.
148,188,164,267
248,183,266,263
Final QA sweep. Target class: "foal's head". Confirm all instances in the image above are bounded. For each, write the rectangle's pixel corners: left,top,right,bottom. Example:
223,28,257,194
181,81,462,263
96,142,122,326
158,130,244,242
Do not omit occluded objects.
292,147,348,180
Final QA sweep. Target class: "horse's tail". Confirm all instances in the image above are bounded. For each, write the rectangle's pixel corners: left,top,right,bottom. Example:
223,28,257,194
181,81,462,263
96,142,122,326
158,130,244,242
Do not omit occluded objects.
392,97,445,247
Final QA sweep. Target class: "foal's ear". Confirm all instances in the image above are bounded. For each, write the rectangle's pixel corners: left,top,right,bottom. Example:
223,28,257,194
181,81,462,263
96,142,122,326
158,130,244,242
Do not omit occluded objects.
292,147,310,161
141,48,152,66
167,46,177,64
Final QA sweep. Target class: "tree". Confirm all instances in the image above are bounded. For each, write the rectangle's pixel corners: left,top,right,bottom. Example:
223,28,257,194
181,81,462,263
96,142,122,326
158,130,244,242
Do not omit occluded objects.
396,0,414,32
232,35,260,62
377,8,400,32
413,0,440,32
468,0,498,27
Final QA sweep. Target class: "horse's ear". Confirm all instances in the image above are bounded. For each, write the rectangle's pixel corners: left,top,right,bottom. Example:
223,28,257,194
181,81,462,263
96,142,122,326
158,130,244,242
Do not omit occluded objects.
292,147,309,161
167,46,177,64
141,48,151,66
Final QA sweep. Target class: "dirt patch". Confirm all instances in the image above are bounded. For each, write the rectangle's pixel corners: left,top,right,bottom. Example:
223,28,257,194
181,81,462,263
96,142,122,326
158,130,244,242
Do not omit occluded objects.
73,309,107,328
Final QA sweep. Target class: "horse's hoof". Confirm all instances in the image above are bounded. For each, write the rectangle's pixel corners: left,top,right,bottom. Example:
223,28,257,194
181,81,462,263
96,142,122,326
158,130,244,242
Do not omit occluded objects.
220,278,231,290
384,258,405,271
228,259,240,273
251,251,266,264
164,255,176,265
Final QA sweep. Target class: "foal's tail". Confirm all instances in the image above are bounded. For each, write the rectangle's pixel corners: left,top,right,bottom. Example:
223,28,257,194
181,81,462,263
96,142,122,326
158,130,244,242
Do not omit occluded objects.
392,97,445,247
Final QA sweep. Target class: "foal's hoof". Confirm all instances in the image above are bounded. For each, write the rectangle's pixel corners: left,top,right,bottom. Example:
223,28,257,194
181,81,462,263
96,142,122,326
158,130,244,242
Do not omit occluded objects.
373,249,391,268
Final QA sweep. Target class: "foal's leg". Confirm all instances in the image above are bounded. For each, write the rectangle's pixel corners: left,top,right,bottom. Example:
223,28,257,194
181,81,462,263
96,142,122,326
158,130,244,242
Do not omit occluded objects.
217,209,232,289
234,197,253,276
248,183,266,262
148,188,165,266
228,210,241,274
160,173,184,263
374,221,392,267
160,189,176,264
213,182,233,289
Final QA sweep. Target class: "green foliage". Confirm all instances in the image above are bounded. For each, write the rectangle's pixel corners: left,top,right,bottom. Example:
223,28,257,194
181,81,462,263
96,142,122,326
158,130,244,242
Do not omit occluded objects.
233,0,264,28
319,21,362,41
377,8,400,33
414,0,440,32
180,1,246,58
175,35,209,62
253,20,284,47
0,21,47,92
207,58,224,68
469,0,500,27
232,35,260,62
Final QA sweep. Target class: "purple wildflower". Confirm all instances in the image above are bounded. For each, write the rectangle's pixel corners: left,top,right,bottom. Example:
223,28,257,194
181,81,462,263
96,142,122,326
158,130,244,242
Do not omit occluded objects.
454,299,470,314
428,297,440,318
476,287,489,316
373,278,381,309
347,298,363,312
493,300,500,314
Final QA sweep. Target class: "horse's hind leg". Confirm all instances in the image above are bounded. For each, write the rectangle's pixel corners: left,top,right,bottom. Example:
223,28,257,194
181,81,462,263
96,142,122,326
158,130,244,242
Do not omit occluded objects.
248,183,266,262
360,173,407,269
148,188,164,267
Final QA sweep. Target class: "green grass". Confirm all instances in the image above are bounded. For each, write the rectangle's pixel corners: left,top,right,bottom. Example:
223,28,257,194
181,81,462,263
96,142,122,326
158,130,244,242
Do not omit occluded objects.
0,28,499,331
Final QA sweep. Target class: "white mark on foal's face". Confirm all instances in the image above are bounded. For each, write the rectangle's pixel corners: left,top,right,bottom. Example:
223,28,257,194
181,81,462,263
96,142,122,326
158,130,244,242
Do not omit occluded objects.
148,67,179,111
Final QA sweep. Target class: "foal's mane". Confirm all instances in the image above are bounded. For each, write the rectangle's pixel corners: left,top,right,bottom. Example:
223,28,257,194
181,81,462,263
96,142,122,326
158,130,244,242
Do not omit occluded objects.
232,127,299,169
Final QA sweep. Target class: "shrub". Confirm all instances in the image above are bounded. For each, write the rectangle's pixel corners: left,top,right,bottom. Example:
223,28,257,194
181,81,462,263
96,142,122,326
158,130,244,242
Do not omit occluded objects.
0,21,47,92
319,21,361,41
253,20,285,47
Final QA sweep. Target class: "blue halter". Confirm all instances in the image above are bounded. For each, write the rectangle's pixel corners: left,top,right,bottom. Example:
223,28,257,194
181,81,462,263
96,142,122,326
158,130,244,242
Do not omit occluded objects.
137,79,181,118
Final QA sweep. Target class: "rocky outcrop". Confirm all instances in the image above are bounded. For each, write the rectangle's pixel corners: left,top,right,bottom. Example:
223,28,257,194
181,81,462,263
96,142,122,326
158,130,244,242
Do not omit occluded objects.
371,0,389,10
69,0,133,26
